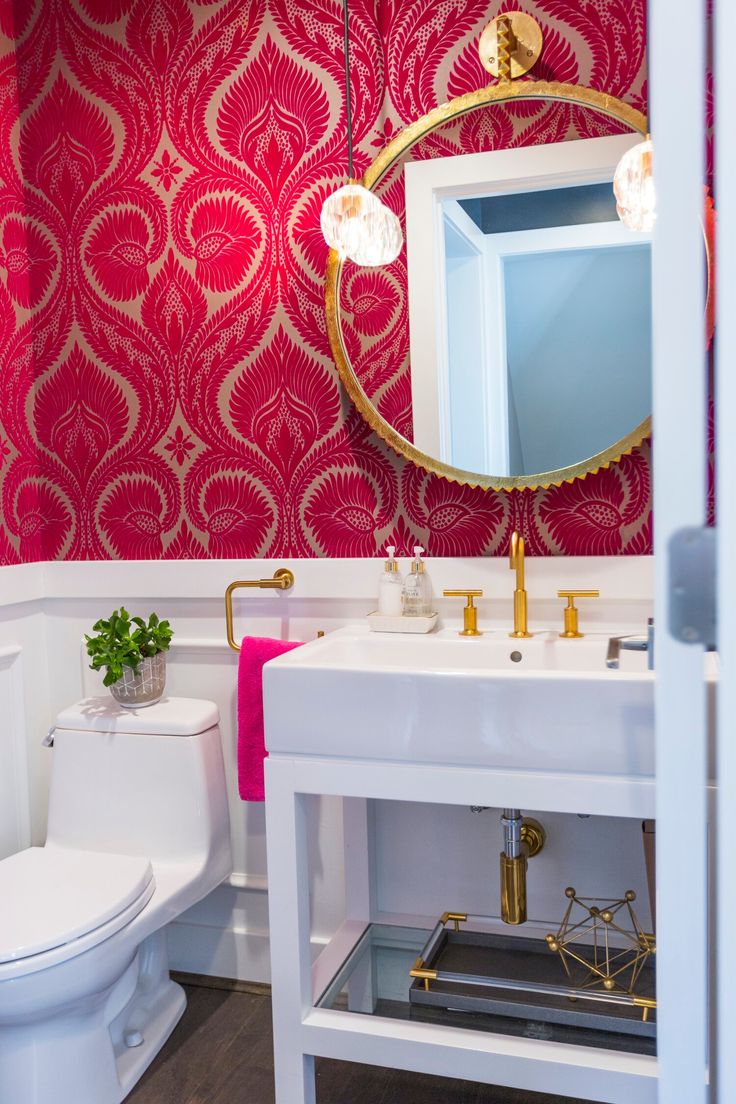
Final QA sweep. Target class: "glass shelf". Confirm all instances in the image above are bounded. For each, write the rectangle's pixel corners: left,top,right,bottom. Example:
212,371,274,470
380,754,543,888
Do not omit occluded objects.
317,922,656,1057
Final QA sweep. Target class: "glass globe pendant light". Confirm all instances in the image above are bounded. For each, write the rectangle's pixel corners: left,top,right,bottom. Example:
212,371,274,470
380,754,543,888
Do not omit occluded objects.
613,136,655,232
320,181,381,260
320,0,402,266
345,204,403,266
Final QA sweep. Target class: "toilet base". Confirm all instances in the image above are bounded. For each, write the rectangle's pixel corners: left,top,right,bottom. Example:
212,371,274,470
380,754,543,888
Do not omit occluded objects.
114,972,187,1099
0,930,186,1104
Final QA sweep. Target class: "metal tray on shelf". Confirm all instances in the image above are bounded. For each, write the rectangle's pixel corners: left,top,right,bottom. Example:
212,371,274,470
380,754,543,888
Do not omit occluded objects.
409,913,656,1039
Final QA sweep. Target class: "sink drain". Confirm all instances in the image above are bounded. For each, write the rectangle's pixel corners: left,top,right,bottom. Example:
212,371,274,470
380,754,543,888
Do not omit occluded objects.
510,650,523,663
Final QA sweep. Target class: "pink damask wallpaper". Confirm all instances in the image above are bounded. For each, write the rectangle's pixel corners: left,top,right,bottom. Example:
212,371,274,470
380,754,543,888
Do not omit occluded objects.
0,0,650,563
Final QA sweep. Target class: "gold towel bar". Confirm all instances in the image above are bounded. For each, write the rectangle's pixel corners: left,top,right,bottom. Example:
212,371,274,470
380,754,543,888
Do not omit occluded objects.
225,569,295,652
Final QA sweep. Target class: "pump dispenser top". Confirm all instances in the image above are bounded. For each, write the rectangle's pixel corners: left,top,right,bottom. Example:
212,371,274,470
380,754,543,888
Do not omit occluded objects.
410,546,425,573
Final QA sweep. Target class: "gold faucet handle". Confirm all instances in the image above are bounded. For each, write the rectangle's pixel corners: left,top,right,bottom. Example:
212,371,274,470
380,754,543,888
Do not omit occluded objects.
443,589,483,637
557,590,600,639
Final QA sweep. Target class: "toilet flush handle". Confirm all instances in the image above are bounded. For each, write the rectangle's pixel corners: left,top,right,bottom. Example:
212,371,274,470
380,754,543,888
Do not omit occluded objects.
42,728,55,748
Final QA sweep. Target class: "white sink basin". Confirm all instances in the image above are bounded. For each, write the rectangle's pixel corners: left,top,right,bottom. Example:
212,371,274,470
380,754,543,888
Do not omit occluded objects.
290,628,651,674
264,626,657,778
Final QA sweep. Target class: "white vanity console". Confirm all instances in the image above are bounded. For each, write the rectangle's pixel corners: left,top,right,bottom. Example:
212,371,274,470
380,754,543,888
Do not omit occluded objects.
263,625,673,1104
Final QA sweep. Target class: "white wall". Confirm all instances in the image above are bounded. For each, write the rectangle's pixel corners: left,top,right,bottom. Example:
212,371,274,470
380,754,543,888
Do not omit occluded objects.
503,240,651,474
1,555,654,982
0,564,50,856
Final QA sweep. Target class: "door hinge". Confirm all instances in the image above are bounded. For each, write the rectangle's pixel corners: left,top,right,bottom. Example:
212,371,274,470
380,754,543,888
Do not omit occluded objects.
668,526,716,650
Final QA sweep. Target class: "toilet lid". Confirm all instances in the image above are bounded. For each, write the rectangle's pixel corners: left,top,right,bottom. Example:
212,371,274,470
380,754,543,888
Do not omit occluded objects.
54,696,220,737
0,847,154,963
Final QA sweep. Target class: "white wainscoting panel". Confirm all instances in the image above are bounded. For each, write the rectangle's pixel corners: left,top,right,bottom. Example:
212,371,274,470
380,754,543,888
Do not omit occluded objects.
6,557,654,983
0,646,31,858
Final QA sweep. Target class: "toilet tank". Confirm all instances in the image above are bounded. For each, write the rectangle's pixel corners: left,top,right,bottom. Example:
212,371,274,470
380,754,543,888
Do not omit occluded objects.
45,698,231,874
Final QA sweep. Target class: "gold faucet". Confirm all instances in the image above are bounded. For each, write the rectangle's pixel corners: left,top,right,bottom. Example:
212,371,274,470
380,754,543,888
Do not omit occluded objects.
443,589,483,636
509,530,532,638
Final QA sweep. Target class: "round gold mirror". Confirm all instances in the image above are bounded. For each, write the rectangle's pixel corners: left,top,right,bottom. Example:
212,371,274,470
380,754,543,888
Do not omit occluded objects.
326,79,654,491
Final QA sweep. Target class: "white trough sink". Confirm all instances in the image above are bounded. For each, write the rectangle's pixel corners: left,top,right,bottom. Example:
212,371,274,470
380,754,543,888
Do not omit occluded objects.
263,626,668,779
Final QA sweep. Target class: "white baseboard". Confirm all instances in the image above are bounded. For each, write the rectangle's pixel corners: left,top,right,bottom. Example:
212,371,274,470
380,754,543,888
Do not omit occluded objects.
167,920,329,984
167,920,273,983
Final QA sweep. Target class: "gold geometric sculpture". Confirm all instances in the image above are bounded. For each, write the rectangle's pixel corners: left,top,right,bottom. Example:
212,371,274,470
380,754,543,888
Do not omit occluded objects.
546,888,656,1006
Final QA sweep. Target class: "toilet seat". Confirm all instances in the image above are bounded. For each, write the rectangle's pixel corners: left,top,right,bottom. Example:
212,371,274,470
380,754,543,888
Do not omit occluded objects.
0,847,155,977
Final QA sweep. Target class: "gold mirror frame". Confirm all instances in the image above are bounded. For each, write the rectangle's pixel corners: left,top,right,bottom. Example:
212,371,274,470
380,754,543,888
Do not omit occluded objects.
325,80,649,491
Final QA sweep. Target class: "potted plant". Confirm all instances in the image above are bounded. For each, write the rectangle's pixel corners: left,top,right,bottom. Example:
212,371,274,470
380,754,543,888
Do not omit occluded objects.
85,608,174,708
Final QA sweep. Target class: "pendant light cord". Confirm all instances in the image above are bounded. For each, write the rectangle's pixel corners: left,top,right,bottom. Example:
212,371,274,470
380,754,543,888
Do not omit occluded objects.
343,0,354,180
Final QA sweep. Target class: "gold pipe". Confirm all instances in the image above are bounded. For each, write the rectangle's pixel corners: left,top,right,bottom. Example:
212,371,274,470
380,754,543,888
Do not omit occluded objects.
509,531,533,638
500,817,545,925
225,568,295,652
500,853,528,925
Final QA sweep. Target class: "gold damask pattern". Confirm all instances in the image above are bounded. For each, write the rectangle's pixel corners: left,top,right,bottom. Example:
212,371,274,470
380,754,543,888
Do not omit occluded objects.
0,1,653,560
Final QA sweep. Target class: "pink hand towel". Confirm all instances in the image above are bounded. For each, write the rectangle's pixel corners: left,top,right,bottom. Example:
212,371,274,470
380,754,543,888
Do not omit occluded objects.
238,636,303,801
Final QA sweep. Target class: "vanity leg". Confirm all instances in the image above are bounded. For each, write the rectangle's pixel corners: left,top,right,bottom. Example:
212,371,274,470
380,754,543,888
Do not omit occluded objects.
344,796,376,921
265,761,316,1104
343,797,377,1013
345,943,377,1014
642,819,656,934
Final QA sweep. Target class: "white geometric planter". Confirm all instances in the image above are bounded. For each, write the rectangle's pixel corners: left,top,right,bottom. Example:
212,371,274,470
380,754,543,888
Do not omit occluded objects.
110,653,166,708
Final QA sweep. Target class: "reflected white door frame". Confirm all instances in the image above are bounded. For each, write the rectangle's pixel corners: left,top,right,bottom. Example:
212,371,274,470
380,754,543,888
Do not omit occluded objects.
440,202,504,473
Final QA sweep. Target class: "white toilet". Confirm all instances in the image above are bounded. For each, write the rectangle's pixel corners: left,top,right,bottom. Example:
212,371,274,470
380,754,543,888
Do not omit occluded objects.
0,696,232,1104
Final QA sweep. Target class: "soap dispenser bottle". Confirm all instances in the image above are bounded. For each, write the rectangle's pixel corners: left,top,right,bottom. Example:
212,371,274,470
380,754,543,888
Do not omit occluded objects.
378,546,403,616
402,546,433,616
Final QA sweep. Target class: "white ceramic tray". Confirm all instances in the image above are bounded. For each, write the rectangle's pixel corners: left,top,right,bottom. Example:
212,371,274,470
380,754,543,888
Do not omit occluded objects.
367,612,439,634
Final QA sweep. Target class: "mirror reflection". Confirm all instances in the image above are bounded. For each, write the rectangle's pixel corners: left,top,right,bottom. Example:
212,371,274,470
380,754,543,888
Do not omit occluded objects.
415,146,652,477
336,103,653,484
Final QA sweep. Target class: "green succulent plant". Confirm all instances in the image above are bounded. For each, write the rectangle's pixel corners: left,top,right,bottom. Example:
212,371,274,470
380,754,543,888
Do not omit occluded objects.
85,608,173,687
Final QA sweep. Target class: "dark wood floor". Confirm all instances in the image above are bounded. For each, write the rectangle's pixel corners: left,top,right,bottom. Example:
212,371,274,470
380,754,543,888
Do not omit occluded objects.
127,979,592,1104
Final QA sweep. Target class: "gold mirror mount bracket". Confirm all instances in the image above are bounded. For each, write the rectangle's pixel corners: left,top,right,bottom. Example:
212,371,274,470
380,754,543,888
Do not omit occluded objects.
479,11,543,81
